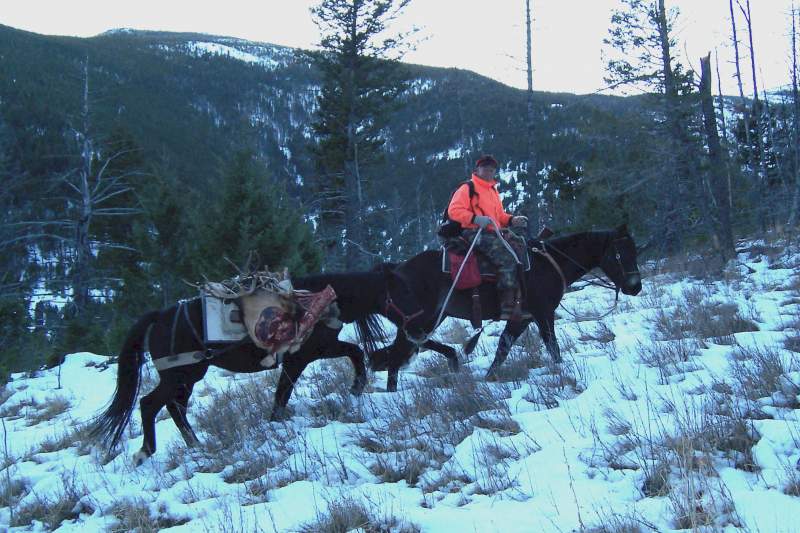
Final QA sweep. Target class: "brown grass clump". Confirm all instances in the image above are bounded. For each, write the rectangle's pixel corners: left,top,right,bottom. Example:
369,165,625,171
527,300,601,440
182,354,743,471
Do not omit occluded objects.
299,494,420,533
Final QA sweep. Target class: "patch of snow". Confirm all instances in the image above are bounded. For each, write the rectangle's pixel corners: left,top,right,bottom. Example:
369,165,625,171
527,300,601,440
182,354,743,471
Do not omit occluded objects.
4,239,800,532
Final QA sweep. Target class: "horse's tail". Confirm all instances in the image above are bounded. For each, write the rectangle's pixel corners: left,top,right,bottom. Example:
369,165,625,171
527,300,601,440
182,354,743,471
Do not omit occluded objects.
354,314,386,366
90,310,159,449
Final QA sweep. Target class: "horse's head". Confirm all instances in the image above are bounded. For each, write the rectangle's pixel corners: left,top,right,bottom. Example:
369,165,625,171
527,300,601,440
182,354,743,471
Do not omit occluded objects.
598,224,642,296
373,262,428,342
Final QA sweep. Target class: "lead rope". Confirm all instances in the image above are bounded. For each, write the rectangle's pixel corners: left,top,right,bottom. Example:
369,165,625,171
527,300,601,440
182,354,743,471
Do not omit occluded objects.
431,226,484,336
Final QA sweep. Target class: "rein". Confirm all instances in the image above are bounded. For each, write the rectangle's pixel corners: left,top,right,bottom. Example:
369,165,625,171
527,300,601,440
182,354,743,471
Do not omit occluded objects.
538,235,629,320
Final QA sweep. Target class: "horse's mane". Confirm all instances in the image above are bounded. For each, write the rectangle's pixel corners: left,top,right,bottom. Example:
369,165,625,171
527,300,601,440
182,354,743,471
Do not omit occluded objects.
294,270,386,298
542,230,612,250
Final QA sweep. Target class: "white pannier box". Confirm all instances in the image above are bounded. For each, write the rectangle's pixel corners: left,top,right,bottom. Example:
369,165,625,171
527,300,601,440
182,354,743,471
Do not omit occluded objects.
201,294,248,344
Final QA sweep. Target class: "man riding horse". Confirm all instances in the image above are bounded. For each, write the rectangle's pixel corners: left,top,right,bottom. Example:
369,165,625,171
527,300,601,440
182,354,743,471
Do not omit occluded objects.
445,154,532,321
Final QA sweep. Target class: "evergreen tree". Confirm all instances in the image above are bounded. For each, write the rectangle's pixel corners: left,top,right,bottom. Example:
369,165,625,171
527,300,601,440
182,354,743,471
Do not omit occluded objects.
198,150,322,280
309,0,414,269
604,0,702,252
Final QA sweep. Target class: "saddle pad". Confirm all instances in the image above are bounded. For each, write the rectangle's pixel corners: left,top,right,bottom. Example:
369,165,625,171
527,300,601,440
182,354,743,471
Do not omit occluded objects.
447,251,482,290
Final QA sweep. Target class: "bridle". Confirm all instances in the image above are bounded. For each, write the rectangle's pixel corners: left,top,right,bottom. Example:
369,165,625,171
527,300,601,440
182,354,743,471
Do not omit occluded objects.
540,234,636,294
538,234,639,320
383,293,425,332
382,268,426,334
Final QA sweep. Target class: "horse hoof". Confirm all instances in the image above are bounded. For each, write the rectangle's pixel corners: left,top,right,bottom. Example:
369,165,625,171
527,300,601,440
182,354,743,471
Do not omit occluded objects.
485,370,500,382
350,382,366,396
132,449,150,467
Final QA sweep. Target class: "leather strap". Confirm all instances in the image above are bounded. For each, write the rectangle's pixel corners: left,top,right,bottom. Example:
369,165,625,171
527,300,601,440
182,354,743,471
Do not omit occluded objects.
533,248,567,294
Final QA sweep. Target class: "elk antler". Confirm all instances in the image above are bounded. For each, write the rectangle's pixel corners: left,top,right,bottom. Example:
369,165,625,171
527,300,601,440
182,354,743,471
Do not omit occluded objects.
200,268,289,299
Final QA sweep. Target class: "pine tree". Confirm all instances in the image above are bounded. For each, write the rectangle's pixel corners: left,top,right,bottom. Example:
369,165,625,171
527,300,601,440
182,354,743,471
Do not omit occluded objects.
604,0,701,251
309,0,414,269
198,150,322,280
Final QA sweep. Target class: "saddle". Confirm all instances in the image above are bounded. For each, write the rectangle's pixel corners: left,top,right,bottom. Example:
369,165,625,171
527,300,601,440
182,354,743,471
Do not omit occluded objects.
440,235,532,327
440,235,532,288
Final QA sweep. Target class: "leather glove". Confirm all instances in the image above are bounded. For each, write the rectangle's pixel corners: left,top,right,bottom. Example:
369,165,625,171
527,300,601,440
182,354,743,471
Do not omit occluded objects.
473,215,492,229
511,215,528,227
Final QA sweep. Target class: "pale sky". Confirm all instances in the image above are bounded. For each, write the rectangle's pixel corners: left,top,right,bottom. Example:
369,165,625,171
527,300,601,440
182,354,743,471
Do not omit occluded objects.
1,1,796,95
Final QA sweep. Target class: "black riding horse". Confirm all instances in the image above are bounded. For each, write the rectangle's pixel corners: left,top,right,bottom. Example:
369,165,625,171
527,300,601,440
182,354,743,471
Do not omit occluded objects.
91,267,427,464
369,225,643,389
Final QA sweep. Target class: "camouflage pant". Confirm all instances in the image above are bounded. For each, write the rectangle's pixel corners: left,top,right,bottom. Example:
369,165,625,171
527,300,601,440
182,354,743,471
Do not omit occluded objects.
461,228,526,291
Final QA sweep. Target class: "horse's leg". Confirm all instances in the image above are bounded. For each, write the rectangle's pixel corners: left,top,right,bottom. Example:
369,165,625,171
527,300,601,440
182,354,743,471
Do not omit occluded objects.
422,339,459,372
387,365,399,392
166,381,199,448
271,355,310,421
537,313,562,363
337,340,368,396
486,319,531,380
135,378,178,465
386,333,418,392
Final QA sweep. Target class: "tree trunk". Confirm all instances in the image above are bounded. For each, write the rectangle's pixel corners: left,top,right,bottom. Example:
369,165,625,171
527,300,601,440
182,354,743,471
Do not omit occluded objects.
656,0,687,250
72,57,93,314
738,0,771,228
715,50,734,211
789,4,800,226
525,0,540,230
729,0,752,152
700,54,735,261
741,0,759,103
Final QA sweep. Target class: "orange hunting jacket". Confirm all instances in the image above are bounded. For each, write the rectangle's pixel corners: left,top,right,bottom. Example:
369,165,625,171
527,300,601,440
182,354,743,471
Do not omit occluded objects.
447,174,513,231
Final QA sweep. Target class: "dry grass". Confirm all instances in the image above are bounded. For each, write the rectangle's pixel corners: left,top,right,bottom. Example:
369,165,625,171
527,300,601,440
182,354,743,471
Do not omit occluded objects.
578,321,616,344
109,498,190,532
486,349,543,384
636,339,700,385
585,509,651,533
10,471,89,529
26,397,72,426
352,370,518,493
652,286,760,343
299,494,420,533
728,345,798,404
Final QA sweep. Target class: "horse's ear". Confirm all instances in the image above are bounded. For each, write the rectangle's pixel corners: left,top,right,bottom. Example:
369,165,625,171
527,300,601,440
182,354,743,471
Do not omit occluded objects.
615,223,628,237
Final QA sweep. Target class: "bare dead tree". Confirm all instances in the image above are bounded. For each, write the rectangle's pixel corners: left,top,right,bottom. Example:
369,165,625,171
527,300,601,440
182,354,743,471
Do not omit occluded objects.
729,0,752,152
525,0,540,230
64,56,143,314
714,49,728,142
789,3,800,226
737,0,760,103
715,49,734,211
700,53,735,260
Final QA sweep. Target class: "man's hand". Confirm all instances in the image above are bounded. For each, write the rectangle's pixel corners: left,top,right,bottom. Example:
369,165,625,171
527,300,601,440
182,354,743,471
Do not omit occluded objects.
473,215,492,229
511,215,528,227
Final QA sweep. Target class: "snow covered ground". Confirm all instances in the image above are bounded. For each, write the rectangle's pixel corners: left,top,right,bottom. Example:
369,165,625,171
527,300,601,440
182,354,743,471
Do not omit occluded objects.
2,239,800,532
